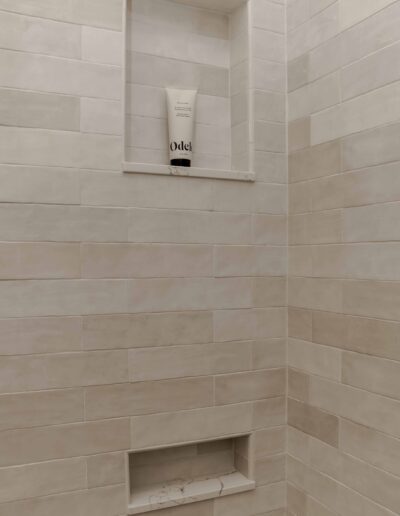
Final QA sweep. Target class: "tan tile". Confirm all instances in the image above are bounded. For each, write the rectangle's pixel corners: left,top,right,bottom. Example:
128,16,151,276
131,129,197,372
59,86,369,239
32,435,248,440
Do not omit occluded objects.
312,310,347,348
86,452,126,488
85,377,214,420
81,243,212,279
343,351,400,400
0,418,130,467
83,311,212,350
288,54,309,93
252,215,287,245
129,341,252,381
343,280,400,321
0,484,126,516
289,117,311,152
288,338,341,380
288,398,339,447
214,309,256,342
253,397,286,429
287,483,307,516
214,246,256,277
0,350,128,393
215,369,286,405
289,181,312,215
289,245,313,277
309,375,400,438
254,308,287,339
252,339,286,370
130,403,253,450
288,308,312,341
347,315,400,361
255,427,286,457
253,277,287,308
289,277,343,312
0,389,83,431
256,454,285,486
340,419,400,478
0,458,86,503
288,368,310,403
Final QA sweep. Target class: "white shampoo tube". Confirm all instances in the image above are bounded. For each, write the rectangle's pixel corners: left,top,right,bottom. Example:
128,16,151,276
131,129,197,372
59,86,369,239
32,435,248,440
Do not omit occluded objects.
166,88,197,167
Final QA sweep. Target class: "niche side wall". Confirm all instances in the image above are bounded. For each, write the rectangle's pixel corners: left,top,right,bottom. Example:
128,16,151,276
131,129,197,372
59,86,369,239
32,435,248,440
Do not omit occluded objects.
0,0,287,515
287,1,400,515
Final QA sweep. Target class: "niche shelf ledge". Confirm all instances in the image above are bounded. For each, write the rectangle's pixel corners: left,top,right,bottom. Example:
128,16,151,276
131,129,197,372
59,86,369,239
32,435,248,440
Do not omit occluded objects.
123,162,255,182
128,471,255,515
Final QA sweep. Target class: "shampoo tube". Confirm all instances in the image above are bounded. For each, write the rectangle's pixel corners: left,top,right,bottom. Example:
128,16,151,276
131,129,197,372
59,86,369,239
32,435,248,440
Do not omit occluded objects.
166,88,197,167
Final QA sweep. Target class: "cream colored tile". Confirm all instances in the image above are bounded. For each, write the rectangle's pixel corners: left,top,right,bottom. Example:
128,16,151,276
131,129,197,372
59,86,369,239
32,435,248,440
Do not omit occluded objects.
85,377,214,420
0,165,79,205
82,26,122,65
343,202,400,243
339,0,397,30
342,41,400,101
309,72,340,114
0,50,121,99
0,89,80,131
0,458,86,504
214,246,256,277
130,403,253,450
215,369,286,405
289,181,312,215
256,184,288,215
309,35,342,81
0,0,124,29
255,246,288,276
128,209,251,245
0,10,81,57
289,245,312,277
255,427,286,457
0,419,130,467
80,98,121,135
289,140,341,183
312,244,346,278
288,54,309,93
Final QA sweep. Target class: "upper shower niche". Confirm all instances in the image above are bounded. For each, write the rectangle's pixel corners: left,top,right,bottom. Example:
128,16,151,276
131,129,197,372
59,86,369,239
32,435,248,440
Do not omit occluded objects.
122,0,254,181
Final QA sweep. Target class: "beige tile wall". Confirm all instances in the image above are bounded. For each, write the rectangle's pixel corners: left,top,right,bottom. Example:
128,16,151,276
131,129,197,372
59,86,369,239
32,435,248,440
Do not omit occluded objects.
0,0,287,515
287,1,400,515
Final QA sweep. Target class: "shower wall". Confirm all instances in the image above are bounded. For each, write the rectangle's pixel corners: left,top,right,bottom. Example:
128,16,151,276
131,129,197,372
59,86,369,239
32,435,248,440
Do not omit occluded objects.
287,1,400,515
0,1,287,515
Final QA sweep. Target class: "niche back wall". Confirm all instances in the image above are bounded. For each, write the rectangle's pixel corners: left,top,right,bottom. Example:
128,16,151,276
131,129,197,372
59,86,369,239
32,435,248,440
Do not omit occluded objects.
0,0,287,515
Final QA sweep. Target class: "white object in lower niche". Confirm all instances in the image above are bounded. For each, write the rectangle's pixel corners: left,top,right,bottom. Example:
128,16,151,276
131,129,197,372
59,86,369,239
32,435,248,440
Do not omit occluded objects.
127,434,255,514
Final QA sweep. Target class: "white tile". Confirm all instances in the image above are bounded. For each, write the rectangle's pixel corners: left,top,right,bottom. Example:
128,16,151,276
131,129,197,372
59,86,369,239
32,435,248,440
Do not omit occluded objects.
82,26,122,66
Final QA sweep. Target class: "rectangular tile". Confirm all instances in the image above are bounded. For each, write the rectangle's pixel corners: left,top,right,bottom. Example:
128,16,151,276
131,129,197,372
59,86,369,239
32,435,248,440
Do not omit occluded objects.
288,338,342,380
0,419,130,467
130,403,253,450
0,458,86,504
85,377,214,420
82,311,212,350
215,369,286,405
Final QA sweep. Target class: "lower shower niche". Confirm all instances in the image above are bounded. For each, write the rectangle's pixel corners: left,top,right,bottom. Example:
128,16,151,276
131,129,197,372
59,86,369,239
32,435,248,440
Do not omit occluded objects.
127,434,255,514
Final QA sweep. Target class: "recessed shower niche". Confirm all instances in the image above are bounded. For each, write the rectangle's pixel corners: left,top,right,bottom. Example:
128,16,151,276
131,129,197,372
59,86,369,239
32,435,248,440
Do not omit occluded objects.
127,434,255,514
122,0,255,181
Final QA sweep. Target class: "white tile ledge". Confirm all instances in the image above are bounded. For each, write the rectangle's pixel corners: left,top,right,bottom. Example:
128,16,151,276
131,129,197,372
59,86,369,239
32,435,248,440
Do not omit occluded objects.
128,472,255,514
123,162,255,182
